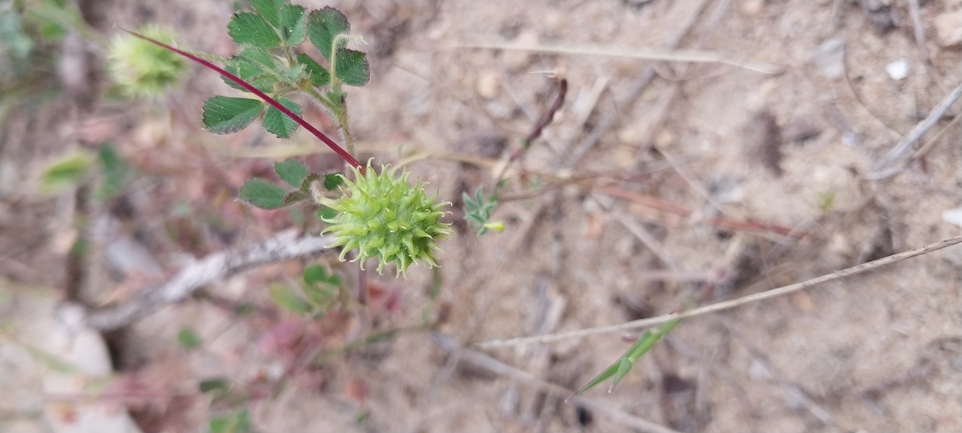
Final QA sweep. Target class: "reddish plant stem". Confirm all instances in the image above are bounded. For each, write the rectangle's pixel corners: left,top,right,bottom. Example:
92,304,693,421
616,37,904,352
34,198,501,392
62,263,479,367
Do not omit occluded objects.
127,31,363,171
523,78,567,145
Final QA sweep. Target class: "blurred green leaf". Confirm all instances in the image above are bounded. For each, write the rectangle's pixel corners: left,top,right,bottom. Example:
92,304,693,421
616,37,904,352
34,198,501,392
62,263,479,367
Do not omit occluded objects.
303,265,341,287
295,53,330,87
203,96,264,134
96,143,129,199
238,178,287,209
302,283,334,307
262,97,301,138
334,48,369,87
41,150,93,193
302,265,340,307
317,205,337,221
199,377,229,395
228,12,281,48
209,409,253,433
307,7,349,62
177,327,202,350
0,10,33,58
23,0,82,43
269,283,313,315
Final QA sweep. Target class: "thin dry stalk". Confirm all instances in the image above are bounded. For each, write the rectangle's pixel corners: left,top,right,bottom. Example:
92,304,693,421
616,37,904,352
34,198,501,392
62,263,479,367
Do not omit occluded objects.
79,231,336,330
867,80,962,179
456,43,781,75
477,234,962,348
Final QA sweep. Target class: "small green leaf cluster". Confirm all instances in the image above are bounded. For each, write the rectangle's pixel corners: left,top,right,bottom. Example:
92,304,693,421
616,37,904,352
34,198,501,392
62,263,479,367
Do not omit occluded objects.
208,409,253,433
39,143,131,199
321,163,452,277
202,0,370,139
463,186,503,235
269,265,344,317
1,0,84,83
238,158,341,210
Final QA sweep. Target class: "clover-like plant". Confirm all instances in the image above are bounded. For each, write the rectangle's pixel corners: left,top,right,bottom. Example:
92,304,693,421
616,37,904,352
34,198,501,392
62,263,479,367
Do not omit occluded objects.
127,0,448,277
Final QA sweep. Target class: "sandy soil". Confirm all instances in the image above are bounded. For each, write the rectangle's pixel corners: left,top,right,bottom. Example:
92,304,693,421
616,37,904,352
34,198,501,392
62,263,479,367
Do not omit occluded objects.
2,0,962,432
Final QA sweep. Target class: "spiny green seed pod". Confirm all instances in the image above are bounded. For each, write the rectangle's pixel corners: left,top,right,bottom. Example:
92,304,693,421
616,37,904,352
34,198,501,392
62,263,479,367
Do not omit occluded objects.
321,163,452,277
107,25,187,97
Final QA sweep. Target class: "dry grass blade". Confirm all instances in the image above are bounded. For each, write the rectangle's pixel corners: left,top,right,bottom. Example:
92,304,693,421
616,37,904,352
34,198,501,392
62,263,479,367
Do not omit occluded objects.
867,80,962,179
455,42,783,74
477,235,962,348
433,333,682,433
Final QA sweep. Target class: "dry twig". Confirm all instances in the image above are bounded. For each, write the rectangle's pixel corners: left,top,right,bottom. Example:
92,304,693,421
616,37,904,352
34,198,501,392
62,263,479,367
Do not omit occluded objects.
78,230,335,330
478,234,962,348
867,80,962,179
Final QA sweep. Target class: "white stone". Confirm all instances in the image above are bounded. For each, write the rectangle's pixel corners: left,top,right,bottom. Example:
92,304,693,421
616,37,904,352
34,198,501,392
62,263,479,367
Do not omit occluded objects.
942,207,962,227
885,59,909,81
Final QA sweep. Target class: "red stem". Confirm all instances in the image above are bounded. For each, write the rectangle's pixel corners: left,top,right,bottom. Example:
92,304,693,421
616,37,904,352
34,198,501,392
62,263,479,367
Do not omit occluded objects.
127,31,363,170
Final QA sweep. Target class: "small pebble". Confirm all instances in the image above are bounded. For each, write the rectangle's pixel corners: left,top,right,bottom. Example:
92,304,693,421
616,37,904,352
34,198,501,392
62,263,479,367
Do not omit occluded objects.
942,207,962,227
741,0,765,16
477,71,500,99
885,59,909,81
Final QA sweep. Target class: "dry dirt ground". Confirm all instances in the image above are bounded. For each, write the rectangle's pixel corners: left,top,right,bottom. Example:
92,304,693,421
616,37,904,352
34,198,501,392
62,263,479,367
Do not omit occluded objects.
3,0,962,432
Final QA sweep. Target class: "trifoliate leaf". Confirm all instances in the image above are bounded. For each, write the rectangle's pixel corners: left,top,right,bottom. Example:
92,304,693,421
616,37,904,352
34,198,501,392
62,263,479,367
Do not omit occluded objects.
228,12,281,48
203,96,264,134
249,0,285,28
295,53,330,87
307,7,349,61
274,159,309,188
280,4,307,45
238,178,287,209
222,58,274,92
269,283,313,315
303,265,341,287
334,48,369,87
262,97,302,138
237,46,275,69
